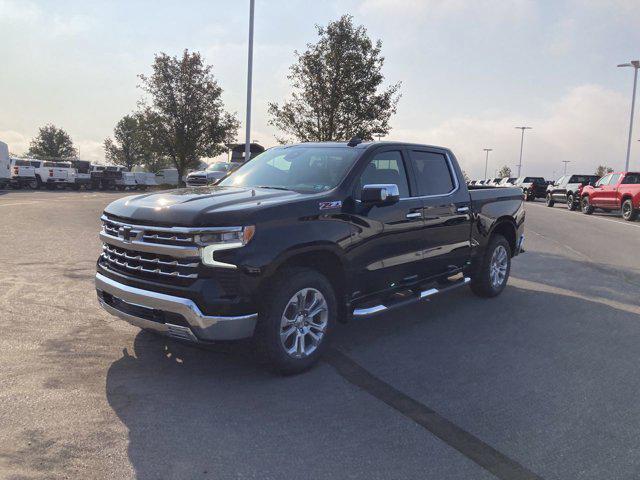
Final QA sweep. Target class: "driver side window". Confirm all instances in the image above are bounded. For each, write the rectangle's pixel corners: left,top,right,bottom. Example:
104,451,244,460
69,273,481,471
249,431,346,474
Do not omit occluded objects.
356,151,410,199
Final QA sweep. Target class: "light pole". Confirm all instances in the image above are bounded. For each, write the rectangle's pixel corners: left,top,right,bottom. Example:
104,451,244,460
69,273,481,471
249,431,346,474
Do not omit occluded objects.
514,126,532,177
562,160,570,175
483,148,492,180
618,60,639,171
244,0,255,163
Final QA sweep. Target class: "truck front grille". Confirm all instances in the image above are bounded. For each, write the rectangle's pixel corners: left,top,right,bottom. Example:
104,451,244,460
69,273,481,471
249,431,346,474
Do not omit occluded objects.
100,215,202,284
101,245,199,280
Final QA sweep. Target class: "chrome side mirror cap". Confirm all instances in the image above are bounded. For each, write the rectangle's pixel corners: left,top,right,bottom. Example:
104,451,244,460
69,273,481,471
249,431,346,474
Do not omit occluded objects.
361,184,400,204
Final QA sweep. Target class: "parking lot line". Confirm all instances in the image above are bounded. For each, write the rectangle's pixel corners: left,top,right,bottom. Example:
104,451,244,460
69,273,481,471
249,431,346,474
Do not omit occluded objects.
526,202,640,229
0,201,41,207
326,348,545,480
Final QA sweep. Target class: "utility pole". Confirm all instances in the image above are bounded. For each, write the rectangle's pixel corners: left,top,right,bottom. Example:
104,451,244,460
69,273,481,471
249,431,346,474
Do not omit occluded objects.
617,60,639,171
483,148,492,180
514,126,532,177
562,160,571,175
244,0,255,163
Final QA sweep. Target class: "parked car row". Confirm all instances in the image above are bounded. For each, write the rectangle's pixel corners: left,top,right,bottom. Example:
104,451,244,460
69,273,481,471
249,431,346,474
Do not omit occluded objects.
547,172,640,221
0,154,157,191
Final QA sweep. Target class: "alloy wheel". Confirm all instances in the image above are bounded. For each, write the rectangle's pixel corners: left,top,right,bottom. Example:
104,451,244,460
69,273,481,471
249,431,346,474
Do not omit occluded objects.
279,288,328,358
490,245,508,288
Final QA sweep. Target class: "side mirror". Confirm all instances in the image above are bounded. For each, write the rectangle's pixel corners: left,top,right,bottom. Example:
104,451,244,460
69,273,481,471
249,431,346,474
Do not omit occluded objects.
361,184,400,204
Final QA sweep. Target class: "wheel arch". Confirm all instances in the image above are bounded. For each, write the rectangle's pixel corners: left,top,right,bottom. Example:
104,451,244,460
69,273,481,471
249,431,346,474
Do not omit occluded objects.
489,217,518,256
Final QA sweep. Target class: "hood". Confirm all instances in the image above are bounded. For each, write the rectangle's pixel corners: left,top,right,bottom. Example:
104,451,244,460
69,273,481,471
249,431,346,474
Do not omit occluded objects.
103,185,306,226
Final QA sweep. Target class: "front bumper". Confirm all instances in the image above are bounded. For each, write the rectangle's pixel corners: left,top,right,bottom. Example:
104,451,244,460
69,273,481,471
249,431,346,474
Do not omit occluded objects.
95,273,258,342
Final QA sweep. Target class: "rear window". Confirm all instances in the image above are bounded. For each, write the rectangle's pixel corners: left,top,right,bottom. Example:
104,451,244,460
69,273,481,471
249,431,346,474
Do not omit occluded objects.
409,151,455,196
14,160,31,166
622,173,640,184
569,175,598,184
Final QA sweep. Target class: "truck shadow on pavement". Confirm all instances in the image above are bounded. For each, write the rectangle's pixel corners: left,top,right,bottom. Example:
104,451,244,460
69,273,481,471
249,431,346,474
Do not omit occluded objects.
106,268,640,479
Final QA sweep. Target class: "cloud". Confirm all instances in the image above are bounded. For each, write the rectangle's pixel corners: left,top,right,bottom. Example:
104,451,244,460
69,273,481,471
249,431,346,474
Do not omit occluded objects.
0,0,93,37
387,84,631,179
0,129,30,156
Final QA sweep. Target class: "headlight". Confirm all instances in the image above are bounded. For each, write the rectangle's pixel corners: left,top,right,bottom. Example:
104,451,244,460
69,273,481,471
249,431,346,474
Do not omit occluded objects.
198,226,255,268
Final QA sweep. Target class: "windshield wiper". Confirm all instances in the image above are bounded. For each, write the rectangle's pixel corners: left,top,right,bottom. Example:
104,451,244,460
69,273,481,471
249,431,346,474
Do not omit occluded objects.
255,185,292,191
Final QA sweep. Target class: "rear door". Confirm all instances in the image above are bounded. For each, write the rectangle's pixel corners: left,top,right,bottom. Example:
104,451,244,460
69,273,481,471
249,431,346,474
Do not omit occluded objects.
349,148,427,295
406,148,472,278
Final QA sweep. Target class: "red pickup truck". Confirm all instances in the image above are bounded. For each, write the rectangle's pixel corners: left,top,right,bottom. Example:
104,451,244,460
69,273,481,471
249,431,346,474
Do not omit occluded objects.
580,172,640,221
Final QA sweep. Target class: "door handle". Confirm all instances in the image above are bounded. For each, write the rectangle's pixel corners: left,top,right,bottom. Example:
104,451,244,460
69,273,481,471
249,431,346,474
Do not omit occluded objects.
456,206,470,213
405,212,422,219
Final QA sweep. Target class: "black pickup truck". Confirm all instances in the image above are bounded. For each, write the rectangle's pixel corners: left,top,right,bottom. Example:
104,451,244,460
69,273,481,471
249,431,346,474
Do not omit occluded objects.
95,140,525,373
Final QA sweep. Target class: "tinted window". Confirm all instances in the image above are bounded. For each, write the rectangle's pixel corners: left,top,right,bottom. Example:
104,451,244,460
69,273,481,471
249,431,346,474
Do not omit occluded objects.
570,175,598,184
410,151,455,196
357,150,410,198
622,173,640,184
596,174,611,186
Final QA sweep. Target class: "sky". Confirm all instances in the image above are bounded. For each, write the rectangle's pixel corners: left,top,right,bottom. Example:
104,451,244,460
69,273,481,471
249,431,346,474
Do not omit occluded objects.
1,0,639,179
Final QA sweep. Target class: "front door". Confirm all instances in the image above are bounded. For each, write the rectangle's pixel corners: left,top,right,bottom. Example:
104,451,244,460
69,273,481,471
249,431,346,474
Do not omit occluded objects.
406,148,472,278
348,149,426,296
590,174,612,207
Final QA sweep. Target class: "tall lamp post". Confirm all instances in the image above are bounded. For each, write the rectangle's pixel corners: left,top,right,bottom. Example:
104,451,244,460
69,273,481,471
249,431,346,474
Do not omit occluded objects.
483,148,492,180
618,60,639,171
514,126,532,177
244,0,255,163
562,160,571,175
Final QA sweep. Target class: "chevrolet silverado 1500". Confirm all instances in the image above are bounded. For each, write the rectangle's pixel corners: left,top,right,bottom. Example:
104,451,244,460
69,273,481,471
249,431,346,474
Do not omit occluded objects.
96,140,525,374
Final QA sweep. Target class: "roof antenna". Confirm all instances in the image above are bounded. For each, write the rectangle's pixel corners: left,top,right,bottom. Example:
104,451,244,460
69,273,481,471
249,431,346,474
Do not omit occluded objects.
347,136,362,147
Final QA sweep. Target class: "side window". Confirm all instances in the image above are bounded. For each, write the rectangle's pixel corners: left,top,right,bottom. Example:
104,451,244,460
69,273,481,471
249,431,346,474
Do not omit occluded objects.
622,174,640,184
609,174,621,185
357,150,410,198
596,174,611,186
410,150,455,196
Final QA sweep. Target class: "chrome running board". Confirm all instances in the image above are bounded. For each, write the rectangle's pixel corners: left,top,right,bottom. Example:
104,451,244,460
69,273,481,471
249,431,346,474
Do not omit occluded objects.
352,277,471,318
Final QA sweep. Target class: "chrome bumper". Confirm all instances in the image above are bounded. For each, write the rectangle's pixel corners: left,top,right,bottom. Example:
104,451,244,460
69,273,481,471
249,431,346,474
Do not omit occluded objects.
95,273,258,341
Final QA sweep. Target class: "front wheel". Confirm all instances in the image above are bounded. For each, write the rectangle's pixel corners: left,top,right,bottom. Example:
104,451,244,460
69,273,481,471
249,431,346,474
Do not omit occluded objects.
567,194,577,211
622,199,638,221
546,193,555,207
470,234,511,298
254,268,336,375
581,196,594,215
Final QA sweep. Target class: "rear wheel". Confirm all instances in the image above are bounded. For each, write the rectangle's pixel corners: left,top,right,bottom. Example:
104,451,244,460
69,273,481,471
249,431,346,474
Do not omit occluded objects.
254,268,336,375
471,234,511,298
546,193,555,207
26,178,37,189
622,199,638,221
581,196,594,215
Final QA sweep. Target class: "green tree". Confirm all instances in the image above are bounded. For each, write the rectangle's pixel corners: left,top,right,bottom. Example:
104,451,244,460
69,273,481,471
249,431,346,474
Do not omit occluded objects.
138,50,239,183
268,15,401,142
498,165,512,178
104,113,150,171
28,124,77,159
595,165,614,177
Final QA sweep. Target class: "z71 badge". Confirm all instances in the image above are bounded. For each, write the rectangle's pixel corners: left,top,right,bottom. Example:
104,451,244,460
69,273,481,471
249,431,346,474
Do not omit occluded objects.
319,201,342,210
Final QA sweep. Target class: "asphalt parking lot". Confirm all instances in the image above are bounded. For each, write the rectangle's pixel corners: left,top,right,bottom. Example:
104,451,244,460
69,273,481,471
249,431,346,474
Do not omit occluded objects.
1,190,639,480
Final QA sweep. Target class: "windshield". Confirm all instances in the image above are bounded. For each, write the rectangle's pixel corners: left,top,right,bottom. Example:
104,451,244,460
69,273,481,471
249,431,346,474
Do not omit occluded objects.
219,146,359,193
206,162,230,172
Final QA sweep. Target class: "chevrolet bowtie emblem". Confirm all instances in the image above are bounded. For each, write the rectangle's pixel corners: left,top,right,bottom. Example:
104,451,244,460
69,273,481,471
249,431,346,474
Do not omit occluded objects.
118,226,133,242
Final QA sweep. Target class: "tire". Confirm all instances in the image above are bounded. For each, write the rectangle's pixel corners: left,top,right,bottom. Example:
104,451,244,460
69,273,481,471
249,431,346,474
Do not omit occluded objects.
546,193,555,207
36,176,43,189
567,194,576,211
470,234,511,298
26,178,37,190
254,268,337,375
581,196,594,215
622,199,638,221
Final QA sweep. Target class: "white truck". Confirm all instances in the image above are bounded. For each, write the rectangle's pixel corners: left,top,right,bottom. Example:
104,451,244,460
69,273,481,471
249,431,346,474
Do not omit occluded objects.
10,158,38,189
0,141,10,189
